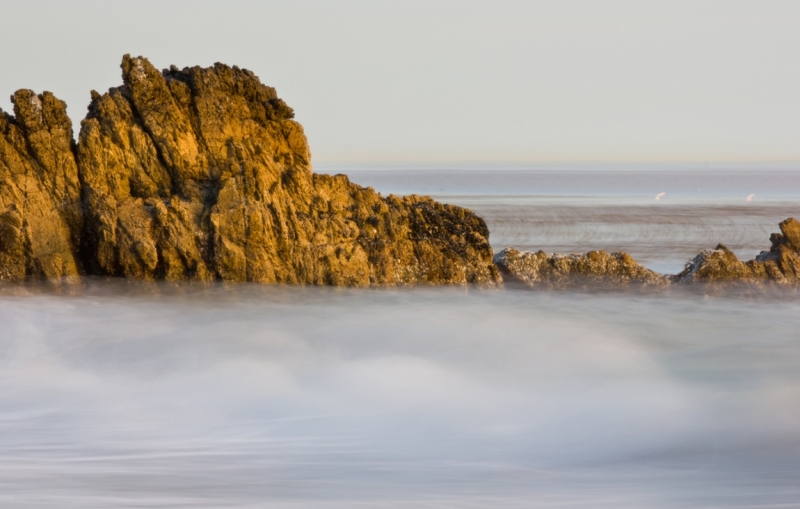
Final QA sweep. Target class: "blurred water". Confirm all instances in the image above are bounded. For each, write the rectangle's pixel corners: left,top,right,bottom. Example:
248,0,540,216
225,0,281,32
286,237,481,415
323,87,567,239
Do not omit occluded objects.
3,164,800,508
1,283,800,508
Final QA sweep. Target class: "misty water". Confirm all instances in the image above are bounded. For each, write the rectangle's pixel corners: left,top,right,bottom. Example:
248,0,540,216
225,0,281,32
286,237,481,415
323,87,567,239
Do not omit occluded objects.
3,165,800,508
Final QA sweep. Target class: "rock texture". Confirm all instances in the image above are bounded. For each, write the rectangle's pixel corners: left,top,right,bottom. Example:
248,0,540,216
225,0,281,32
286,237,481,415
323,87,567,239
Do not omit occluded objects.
0,55,499,287
0,91,83,282
494,247,668,290
675,218,800,284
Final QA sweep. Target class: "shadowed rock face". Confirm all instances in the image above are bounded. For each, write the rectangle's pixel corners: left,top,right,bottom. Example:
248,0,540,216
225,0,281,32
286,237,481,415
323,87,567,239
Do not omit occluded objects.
494,247,668,290
0,55,499,287
675,218,800,284
0,91,83,282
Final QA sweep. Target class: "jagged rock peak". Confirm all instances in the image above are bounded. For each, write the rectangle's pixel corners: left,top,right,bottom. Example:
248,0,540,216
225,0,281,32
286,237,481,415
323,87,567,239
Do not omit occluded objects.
494,247,668,290
0,89,82,282
674,218,800,284
52,54,497,286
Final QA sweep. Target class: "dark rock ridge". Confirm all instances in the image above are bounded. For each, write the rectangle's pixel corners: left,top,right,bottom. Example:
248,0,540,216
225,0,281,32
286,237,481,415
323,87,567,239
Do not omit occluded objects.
494,247,668,289
0,55,500,286
674,217,800,284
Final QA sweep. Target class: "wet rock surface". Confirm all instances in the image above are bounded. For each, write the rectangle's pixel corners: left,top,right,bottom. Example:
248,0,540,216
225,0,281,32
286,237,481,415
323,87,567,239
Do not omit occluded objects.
674,217,800,284
494,247,668,290
0,55,499,287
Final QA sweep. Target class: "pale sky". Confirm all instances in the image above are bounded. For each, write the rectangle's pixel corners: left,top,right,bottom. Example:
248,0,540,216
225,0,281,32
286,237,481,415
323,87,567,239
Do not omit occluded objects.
1,0,798,162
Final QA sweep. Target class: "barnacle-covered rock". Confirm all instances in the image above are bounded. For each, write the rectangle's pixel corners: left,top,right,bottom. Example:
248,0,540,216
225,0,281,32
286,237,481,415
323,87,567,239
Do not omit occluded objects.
494,247,667,289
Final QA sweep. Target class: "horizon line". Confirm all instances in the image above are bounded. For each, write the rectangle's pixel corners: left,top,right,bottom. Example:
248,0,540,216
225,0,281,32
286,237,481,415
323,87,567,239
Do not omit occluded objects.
314,160,800,166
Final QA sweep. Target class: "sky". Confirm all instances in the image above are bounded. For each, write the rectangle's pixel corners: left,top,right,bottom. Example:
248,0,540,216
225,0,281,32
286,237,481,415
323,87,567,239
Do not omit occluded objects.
0,0,798,163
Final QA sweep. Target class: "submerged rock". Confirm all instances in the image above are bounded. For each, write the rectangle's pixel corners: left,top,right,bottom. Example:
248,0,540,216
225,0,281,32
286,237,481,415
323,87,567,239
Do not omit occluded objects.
0,55,499,287
674,218,800,284
494,247,668,290
0,91,83,282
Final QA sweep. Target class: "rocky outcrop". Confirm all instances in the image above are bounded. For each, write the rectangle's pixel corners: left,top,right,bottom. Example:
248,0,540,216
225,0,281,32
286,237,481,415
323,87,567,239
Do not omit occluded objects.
0,91,83,282
494,247,668,289
0,55,499,287
9,54,795,291
496,218,800,290
675,218,800,284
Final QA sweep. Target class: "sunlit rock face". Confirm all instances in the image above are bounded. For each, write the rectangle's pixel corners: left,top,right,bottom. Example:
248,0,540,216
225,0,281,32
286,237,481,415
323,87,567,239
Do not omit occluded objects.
675,218,800,284
0,91,83,282
494,247,668,290
0,55,500,287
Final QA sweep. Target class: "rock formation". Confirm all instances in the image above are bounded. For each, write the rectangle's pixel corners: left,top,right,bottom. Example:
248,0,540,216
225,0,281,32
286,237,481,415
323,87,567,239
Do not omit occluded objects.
675,218,800,284
0,91,83,282
494,247,668,289
0,55,500,287
5,54,796,291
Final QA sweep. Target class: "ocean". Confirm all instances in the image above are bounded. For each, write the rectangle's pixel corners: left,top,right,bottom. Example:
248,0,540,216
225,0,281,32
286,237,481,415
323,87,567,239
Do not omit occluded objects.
2,163,800,508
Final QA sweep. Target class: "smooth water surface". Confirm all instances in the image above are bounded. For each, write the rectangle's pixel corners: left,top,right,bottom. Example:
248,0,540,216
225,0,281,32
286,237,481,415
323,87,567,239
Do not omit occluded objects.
3,164,800,508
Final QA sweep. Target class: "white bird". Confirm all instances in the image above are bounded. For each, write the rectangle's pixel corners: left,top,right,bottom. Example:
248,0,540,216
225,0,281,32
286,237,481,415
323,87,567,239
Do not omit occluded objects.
746,194,754,202
655,192,666,200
